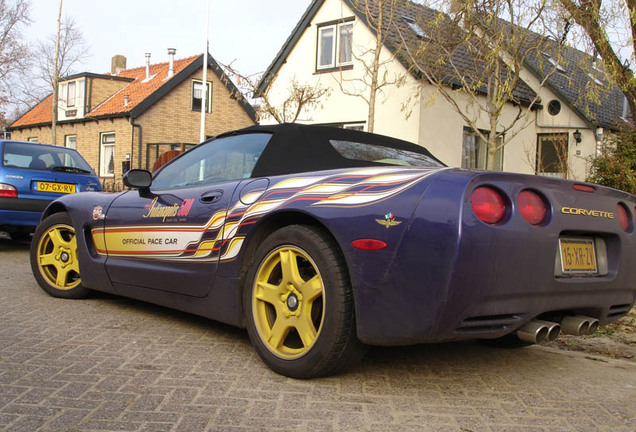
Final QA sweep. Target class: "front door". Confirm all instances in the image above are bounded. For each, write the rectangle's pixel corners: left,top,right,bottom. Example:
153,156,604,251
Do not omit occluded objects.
95,132,272,297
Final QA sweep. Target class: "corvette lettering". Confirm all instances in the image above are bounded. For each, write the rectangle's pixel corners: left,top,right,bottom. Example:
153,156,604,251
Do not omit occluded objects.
561,207,614,219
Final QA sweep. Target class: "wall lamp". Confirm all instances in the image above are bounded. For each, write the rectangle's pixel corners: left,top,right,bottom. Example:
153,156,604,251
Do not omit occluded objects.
573,129,582,144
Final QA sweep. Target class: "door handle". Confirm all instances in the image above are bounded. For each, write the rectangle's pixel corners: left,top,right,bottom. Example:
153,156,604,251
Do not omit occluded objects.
200,190,223,203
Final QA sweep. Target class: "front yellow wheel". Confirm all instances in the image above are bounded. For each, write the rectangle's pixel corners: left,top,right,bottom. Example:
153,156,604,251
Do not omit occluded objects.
253,246,325,359
244,225,366,378
30,212,90,299
36,224,80,290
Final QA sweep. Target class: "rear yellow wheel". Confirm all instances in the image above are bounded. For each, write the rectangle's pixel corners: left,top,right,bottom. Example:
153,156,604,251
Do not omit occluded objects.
30,213,90,298
252,246,325,359
244,225,366,378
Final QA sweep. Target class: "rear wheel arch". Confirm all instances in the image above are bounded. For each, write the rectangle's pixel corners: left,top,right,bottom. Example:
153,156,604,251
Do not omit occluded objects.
241,223,366,377
238,211,348,302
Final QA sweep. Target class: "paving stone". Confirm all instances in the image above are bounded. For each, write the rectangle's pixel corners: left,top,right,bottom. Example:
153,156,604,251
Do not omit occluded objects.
1,240,635,432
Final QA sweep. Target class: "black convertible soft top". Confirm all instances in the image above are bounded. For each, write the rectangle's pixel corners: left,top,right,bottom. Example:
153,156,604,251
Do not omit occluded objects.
215,123,445,177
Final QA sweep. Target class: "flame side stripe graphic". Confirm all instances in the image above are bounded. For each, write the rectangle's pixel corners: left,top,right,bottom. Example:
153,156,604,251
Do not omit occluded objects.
93,168,441,261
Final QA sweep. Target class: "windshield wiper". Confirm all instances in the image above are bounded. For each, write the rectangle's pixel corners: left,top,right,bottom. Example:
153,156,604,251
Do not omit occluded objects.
51,166,92,174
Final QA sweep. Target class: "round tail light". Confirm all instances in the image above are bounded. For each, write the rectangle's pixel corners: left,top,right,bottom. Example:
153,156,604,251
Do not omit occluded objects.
518,190,547,225
471,186,506,224
617,203,630,232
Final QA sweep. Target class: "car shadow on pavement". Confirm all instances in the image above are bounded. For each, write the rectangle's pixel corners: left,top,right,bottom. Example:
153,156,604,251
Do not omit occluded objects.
0,238,31,251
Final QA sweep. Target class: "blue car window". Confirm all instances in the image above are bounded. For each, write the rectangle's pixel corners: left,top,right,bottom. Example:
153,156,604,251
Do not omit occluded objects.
152,133,272,189
2,142,94,173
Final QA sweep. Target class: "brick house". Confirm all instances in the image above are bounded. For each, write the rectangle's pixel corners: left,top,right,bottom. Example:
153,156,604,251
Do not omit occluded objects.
8,51,256,189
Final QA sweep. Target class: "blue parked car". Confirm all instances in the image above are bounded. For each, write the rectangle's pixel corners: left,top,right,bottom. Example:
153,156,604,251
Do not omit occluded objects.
0,140,101,240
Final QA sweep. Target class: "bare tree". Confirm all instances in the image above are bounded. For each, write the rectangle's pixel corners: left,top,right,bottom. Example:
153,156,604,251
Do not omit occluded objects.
557,0,636,124
0,0,31,126
223,63,330,123
399,0,562,170
335,0,405,133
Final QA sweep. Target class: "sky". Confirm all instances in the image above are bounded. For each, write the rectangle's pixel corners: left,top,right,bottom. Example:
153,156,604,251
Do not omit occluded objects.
28,0,313,77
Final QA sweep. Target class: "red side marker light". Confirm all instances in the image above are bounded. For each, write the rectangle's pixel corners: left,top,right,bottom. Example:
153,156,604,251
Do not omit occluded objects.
471,186,506,224
518,190,547,226
352,239,387,251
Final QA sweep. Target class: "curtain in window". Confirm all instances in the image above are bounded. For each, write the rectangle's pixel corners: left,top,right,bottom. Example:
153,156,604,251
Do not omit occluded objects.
339,24,353,64
319,27,334,67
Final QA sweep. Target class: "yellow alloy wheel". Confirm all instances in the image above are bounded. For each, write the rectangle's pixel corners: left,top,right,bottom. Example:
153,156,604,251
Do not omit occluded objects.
35,223,81,290
252,246,325,359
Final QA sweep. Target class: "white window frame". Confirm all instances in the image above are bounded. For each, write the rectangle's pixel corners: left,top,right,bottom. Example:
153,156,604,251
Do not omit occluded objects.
67,81,76,107
65,135,77,149
317,20,354,70
100,132,116,177
192,80,212,113
461,127,503,171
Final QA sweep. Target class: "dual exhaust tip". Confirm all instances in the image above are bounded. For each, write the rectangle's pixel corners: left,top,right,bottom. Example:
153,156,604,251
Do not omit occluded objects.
517,315,600,344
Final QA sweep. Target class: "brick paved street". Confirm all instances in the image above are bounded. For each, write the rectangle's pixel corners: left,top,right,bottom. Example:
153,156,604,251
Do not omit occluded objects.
1,239,635,432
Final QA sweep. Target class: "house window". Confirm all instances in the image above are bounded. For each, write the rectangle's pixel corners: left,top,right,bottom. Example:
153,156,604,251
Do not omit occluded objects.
462,127,503,171
67,81,76,107
317,19,354,70
65,135,77,149
100,132,116,177
536,133,568,178
192,80,212,113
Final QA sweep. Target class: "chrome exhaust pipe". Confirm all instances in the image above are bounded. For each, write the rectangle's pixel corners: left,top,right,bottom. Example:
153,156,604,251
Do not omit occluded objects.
535,320,561,341
561,315,591,336
586,317,600,334
517,320,550,344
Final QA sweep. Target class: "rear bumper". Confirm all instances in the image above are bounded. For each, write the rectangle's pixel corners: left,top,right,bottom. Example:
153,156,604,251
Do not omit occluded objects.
0,197,50,228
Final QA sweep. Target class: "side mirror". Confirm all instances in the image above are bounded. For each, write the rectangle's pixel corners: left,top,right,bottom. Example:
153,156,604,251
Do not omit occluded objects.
123,169,152,191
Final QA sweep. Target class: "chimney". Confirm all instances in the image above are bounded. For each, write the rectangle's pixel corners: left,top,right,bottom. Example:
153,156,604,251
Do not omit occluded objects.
111,55,127,75
123,94,129,106
167,48,176,78
145,53,151,80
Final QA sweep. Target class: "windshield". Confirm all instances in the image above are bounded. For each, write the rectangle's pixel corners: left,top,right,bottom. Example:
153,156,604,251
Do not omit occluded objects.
152,133,272,189
2,142,94,173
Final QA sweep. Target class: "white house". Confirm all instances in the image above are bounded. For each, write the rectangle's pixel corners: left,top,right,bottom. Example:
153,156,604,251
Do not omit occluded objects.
258,0,626,180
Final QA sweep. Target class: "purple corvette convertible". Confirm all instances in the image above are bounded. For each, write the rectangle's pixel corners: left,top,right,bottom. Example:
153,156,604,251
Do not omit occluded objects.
30,124,636,378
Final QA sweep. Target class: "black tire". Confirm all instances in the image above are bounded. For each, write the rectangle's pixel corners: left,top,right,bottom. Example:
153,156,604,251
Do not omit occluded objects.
30,212,91,299
243,225,366,378
479,333,534,349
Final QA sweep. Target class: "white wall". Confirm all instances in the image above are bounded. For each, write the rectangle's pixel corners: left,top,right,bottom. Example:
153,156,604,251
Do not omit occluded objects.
263,0,594,180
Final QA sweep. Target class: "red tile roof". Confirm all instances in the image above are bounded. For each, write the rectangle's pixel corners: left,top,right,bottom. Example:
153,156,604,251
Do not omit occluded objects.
10,55,200,128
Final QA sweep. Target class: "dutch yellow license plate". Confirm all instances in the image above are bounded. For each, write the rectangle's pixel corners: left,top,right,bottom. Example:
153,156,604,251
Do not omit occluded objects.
36,182,76,194
559,238,597,274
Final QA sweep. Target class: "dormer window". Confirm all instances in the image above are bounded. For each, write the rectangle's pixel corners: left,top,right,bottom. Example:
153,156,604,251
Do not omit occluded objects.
316,18,354,71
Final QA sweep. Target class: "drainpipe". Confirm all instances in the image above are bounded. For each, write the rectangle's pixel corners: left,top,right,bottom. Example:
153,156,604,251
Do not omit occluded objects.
131,117,142,170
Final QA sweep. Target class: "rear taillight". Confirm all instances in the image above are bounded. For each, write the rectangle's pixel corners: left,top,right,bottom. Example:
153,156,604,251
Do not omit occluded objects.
617,203,631,232
0,183,17,198
518,190,547,225
471,186,506,224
